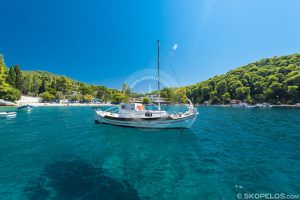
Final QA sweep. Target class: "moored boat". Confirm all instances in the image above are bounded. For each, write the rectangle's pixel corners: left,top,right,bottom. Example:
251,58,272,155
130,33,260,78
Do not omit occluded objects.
0,112,17,118
255,103,272,108
17,104,35,111
95,101,198,129
94,40,198,129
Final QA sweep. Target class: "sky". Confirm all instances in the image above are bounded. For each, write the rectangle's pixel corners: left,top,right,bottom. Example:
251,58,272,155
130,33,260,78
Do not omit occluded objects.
1,0,300,91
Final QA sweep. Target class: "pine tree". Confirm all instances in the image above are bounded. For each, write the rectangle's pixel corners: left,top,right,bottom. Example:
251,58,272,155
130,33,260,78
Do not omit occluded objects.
0,54,6,86
14,65,22,90
0,55,21,101
39,78,46,94
6,67,16,87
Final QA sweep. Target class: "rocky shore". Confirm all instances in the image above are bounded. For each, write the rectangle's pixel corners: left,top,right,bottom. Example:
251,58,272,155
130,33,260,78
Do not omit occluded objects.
0,99,16,106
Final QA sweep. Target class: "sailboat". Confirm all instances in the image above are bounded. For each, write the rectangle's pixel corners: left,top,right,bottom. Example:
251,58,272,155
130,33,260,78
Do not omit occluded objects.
94,41,198,129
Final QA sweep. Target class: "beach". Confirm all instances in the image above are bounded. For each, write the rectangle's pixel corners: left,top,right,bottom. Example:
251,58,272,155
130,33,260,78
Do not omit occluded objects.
14,96,111,107
17,102,110,107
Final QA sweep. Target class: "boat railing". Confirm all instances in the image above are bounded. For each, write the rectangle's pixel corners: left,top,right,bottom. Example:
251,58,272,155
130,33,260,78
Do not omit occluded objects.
102,106,119,113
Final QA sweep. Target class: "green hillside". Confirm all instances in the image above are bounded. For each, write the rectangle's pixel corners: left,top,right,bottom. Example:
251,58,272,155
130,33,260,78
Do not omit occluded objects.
1,53,300,104
0,54,126,102
185,54,300,104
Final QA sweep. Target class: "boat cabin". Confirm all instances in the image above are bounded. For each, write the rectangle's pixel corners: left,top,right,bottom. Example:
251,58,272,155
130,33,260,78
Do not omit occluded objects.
120,103,145,111
119,103,167,118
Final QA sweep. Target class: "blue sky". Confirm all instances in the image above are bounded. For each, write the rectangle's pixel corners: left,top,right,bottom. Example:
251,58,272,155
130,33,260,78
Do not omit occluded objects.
1,0,300,91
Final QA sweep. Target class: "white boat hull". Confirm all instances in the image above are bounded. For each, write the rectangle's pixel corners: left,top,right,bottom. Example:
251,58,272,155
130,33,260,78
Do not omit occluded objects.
94,111,197,129
0,112,17,118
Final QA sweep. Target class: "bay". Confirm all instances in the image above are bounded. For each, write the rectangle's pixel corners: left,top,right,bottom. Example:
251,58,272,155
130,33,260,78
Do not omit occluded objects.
0,106,299,199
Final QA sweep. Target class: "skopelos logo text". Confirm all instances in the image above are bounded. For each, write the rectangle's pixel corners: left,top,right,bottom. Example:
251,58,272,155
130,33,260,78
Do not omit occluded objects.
236,193,299,200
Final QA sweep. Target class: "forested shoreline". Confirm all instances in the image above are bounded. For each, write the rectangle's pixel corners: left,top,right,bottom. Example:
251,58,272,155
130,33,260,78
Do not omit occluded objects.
0,54,126,103
1,53,299,104
185,54,300,104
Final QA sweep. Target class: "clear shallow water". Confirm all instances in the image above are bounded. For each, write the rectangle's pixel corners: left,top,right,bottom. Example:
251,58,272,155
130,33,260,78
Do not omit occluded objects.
0,106,299,200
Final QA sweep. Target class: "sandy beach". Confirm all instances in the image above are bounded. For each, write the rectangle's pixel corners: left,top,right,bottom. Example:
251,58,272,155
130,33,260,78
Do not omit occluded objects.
20,102,110,107
14,96,111,107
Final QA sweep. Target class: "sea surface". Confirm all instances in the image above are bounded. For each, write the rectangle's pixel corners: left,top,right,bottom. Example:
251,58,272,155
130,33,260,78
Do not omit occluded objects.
0,106,299,200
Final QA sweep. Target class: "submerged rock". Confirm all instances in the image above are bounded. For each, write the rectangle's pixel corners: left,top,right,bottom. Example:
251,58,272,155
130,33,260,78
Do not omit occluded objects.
24,158,140,200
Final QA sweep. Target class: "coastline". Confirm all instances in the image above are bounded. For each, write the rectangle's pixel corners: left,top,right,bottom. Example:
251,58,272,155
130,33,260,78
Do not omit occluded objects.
0,96,112,107
27,103,112,107
1,103,298,108
4,103,111,107
1,95,299,108
195,104,300,108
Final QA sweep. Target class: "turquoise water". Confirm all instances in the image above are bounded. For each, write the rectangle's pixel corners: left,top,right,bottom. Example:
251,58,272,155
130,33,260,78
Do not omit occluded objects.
0,106,299,199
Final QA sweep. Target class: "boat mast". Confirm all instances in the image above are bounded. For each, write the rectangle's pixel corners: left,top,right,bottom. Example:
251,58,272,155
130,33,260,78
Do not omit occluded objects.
157,40,161,111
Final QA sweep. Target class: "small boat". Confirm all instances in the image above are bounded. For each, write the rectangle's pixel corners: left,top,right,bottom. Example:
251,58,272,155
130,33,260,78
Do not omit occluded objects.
245,105,256,108
17,104,35,111
95,40,198,129
0,112,17,118
255,103,272,108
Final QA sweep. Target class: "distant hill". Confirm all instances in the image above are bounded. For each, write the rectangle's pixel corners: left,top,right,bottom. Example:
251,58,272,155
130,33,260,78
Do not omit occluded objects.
22,70,63,78
22,70,79,83
185,54,300,104
0,54,126,102
18,69,125,102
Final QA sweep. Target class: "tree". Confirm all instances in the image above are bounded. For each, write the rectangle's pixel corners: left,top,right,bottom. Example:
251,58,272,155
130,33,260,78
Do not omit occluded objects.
286,74,300,86
6,67,16,87
95,86,112,102
79,84,94,96
112,92,126,103
121,82,131,98
269,82,284,102
0,54,6,85
222,92,231,103
32,76,41,95
22,76,32,95
216,80,227,94
42,91,55,102
70,93,82,101
267,75,278,83
160,87,174,99
172,88,187,103
229,80,243,96
122,95,130,103
142,97,150,104
209,90,219,103
0,87,21,102
56,76,71,95
55,91,64,100
235,87,250,100
83,94,93,102
14,65,22,90
0,55,21,101
39,78,46,94
287,86,299,103
201,86,210,102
